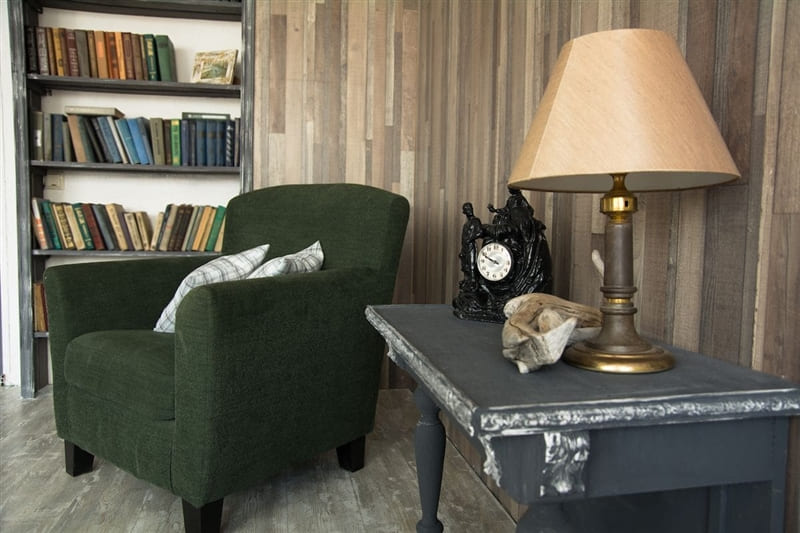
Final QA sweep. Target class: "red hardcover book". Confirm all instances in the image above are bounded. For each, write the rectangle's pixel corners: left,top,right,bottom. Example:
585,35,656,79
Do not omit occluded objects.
80,203,106,250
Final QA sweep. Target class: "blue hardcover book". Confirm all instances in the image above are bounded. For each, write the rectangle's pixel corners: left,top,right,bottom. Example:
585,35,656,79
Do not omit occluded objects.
114,118,140,164
88,117,113,162
214,120,224,167
127,118,150,165
51,114,65,161
180,119,189,166
135,117,155,165
195,119,206,166
205,119,216,167
97,116,123,163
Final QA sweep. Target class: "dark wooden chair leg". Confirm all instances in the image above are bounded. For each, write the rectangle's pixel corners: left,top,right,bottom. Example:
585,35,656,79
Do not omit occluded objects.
182,498,223,533
336,435,366,472
64,441,94,476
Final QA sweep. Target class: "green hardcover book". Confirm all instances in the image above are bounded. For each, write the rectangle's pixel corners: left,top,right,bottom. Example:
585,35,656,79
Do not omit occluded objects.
71,202,95,250
39,199,62,249
205,206,226,251
154,35,176,82
170,119,181,165
142,34,159,81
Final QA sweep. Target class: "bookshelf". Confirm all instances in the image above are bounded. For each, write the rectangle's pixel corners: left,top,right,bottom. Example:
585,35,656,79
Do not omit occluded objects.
9,0,254,398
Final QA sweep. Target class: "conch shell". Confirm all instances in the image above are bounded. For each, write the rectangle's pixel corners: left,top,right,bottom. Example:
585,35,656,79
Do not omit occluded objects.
502,294,602,373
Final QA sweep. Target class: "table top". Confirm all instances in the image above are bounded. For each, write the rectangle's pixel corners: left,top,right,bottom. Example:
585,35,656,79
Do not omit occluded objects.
367,304,800,438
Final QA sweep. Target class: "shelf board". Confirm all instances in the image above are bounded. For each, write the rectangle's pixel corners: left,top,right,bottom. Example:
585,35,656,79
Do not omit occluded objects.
37,0,242,21
33,249,220,258
31,161,240,174
27,75,240,98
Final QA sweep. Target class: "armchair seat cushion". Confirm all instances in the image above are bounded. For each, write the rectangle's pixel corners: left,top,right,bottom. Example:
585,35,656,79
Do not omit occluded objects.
65,330,175,420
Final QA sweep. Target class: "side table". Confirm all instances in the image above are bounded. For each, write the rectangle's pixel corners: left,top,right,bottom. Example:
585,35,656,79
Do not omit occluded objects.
366,304,800,533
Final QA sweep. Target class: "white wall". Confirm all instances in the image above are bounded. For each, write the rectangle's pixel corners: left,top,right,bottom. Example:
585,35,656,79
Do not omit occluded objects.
1,3,22,388
1,7,244,389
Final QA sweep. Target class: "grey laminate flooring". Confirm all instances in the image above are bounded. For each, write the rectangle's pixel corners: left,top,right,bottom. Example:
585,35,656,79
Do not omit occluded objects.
0,386,515,532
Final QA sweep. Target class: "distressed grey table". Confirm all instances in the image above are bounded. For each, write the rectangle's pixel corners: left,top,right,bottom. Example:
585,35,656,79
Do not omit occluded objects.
366,304,800,533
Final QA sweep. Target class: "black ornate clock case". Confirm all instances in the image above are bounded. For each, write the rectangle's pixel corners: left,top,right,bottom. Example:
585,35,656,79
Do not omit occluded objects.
452,188,553,322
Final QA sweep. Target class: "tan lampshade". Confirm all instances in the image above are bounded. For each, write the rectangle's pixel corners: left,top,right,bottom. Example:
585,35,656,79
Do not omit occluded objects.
509,29,740,192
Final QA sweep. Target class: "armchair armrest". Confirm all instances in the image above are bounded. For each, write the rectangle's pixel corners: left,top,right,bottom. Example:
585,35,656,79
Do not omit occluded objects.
171,267,390,506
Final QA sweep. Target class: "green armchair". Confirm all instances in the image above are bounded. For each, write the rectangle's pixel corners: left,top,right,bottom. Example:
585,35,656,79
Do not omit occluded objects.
44,184,409,533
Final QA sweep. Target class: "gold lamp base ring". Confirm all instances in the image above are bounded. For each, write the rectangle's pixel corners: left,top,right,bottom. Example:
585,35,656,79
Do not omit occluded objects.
563,342,675,374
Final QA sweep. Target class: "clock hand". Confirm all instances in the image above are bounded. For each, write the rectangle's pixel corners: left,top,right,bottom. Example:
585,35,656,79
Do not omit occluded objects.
485,256,500,265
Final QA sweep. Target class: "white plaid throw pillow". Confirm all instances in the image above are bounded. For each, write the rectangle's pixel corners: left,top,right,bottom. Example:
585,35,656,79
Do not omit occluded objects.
154,244,270,333
248,241,324,279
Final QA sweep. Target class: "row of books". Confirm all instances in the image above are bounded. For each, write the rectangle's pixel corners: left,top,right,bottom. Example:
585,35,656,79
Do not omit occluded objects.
152,204,227,252
31,198,226,253
31,107,241,167
25,26,176,82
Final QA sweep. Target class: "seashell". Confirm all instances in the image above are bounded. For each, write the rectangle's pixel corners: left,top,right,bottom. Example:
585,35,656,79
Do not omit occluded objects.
501,293,602,373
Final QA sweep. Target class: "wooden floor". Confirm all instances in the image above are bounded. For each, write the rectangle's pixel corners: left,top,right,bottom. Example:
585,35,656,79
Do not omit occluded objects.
0,386,515,532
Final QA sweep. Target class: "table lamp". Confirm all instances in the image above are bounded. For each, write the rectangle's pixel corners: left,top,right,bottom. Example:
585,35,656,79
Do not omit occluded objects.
508,29,739,373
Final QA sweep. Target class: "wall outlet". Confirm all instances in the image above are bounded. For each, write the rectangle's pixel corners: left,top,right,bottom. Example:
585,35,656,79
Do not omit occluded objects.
44,174,64,191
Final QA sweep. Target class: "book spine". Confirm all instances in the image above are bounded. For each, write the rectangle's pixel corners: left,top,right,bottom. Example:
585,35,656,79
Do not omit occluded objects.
180,119,190,166
143,35,159,81
158,204,178,251
205,120,216,166
214,218,225,252
88,117,113,162
214,120,224,167
31,198,51,249
115,118,139,164
64,29,79,77
105,204,129,251
114,32,126,80
135,212,153,251
124,212,143,250
51,114,64,162
52,203,76,249
154,35,176,82
181,206,201,251
25,26,38,73
150,211,165,251
45,28,57,75
205,206,226,251
81,117,105,162
35,27,49,75
163,118,172,165
195,119,206,166
80,203,106,250
40,200,63,249
234,117,241,166
171,119,182,166
135,117,154,164
191,206,212,251
97,116,123,163
149,117,165,165
71,203,95,250
74,29,90,77
122,32,135,80
105,116,129,164
131,33,144,80
106,32,119,79
91,204,117,249
86,30,98,78
127,118,150,165
43,113,52,161
62,119,73,162
63,204,86,250
94,30,109,79
52,28,66,76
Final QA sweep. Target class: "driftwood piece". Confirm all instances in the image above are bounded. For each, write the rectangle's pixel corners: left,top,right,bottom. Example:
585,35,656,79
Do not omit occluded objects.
502,294,602,373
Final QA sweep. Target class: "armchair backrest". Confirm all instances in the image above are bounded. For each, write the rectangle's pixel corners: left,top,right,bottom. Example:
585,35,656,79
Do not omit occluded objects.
222,184,410,275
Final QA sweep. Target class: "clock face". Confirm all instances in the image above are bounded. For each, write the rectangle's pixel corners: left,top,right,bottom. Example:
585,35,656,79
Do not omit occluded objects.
477,242,513,281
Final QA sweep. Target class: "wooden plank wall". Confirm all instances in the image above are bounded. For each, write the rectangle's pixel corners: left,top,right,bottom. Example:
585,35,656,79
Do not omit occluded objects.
252,1,798,529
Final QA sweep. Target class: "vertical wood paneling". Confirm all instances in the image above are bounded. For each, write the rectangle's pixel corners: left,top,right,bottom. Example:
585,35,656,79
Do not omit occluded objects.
252,1,798,528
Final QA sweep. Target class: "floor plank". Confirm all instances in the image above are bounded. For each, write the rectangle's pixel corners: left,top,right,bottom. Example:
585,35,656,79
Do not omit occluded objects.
0,386,515,532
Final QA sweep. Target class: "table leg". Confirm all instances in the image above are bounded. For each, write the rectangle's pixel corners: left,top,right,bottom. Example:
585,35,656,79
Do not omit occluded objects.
413,386,445,533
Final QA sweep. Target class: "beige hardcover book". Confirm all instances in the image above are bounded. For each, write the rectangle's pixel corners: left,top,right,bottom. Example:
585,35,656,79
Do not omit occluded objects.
150,211,164,251
124,212,143,250
105,203,129,251
63,204,86,250
196,207,217,251
51,203,75,249
191,206,214,251
158,204,180,252
135,211,153,251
